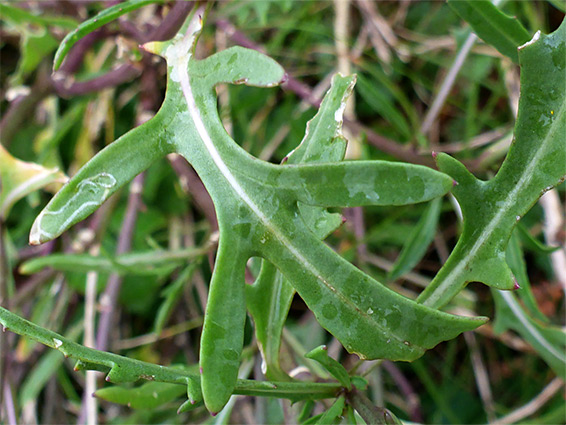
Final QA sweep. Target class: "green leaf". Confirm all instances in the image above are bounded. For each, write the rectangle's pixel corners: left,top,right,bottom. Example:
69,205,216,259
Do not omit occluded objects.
448,0,531,62
505,231,549,323
305,345,351,390
419,20,566,308
52,0,162,71
316,396,345,425
19,246,207,276
492,289,566,377
154,262,201,334
246,261,294,381
32,8,485,412
387,198,442,282
94,381,188,410
0,145,67,219
0,3,77,83
0,3,76,29
516,222,560,254
491,230,566,376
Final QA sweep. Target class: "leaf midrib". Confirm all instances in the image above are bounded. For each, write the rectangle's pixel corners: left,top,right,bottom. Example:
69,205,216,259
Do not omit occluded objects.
423,97,566,307
177,57,412,352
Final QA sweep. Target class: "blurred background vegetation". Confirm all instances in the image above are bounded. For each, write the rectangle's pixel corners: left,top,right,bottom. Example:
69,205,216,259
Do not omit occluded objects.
0,1,564,424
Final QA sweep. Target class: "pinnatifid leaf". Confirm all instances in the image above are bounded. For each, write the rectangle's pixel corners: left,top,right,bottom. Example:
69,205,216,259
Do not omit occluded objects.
29,7,485,413
419,20,566,308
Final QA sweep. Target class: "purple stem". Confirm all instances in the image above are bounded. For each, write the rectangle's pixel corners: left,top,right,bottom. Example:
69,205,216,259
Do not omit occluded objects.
53,63,142,98
168,155,218,231
148,1,193,42
2,379,17,425
95,173,145,351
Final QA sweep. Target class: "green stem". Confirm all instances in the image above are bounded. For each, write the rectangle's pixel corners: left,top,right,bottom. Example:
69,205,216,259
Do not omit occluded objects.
0,306,342,403
234,380,341,401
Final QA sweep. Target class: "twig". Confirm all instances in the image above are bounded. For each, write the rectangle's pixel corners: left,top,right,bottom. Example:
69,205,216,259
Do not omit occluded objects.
114,317,204,350
345,119,435,167
1,28,108,148
0,70,52,148
53,63,142,98
2,2,190,147
420,32,477,136
356,0,397,66
2,379,17,425
382,360,423,422
464,332,496,422
492,378,564,425
148,0,193,42
539,189,566,292
168,154,218,230
419,126,512,154
420,0,504,136
12,269,56,307
95,173,145,351
84,246,100,425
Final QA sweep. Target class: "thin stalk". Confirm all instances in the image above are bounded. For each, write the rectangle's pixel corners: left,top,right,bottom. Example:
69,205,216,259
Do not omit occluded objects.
95,173,144,352
234,380,341,401
492,378,564,425
420,32,477,135
2,379,16,425
464,332,496,422
420,0,505,136
84,246,100,425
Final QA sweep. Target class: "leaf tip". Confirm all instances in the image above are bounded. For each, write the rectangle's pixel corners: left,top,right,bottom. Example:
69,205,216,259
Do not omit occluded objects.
513,278,521,290
29,217,46,246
